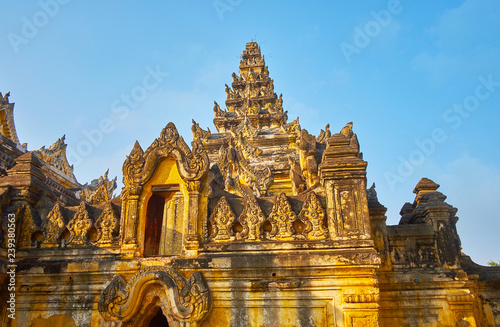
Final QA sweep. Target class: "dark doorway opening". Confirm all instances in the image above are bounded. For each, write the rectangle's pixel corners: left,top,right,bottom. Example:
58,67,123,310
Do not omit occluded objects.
148,308,169,327
144,193,165,256
144,185,180,257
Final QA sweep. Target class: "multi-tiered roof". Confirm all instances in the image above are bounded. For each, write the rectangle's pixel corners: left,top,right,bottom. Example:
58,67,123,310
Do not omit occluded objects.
213,42,286,132
193,42,310,197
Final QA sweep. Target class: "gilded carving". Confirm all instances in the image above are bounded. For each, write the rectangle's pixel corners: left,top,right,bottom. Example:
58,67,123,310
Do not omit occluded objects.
209,196,236,242
122,141,145,187
213,101,227,117
267,193,297,240
94,202,119,245
79,169,117,205
299,191,327,240
32,135,75,179
98,267,211,325
238,195,266,241
192,119,211,141
0,91,22,145
42,203,65,247
218,140,273,197
18,205,36,249
139,122,209,184
281,117,301,136
66,201,92,246
316,123,331,143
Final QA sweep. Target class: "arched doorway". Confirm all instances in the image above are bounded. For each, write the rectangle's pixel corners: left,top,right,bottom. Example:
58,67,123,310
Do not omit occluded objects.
144,185,182,257
144,193,165,256
98,267,211,327
148,308,169,327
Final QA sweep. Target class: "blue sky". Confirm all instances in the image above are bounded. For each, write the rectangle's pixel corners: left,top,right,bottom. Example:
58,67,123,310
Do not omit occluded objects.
1,0,499,265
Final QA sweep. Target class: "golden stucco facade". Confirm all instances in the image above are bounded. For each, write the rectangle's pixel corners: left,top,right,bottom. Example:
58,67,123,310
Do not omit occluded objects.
0,42,499,327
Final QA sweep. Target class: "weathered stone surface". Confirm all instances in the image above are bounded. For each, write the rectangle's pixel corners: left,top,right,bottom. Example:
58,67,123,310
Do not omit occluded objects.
0,42,499,327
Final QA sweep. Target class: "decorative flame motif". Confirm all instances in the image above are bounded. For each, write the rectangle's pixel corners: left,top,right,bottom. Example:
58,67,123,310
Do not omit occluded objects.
299,192,327,240
238,195,266,241
66,202,92,246
42,203,65,247
94,202,119,245
267,193,297,240
209,196,236,242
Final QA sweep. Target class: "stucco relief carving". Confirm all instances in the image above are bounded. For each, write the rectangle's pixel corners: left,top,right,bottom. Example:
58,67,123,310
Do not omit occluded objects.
299,191,327,240
94,202,119,245
42,202,65,247
122,122,209,187
267,193,297,240
98,267,211,326
209,196,236,242
238,194,266,241
65,201,92,246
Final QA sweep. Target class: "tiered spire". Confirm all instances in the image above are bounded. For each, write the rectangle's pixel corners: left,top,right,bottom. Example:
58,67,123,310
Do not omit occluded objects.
213,42,286,132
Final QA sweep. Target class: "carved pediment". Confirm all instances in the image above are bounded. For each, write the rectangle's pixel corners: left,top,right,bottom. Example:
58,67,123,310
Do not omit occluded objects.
123,141,145,187
234,115,261,138
122,122,209,187
33,135,75,179
218,140,272,197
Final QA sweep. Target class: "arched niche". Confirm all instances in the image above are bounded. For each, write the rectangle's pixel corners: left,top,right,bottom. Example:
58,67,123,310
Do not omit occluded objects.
121,123,209,255
98,267,211,327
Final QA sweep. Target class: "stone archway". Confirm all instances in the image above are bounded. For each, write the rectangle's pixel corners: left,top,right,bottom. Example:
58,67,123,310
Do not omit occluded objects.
98,267,211,327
